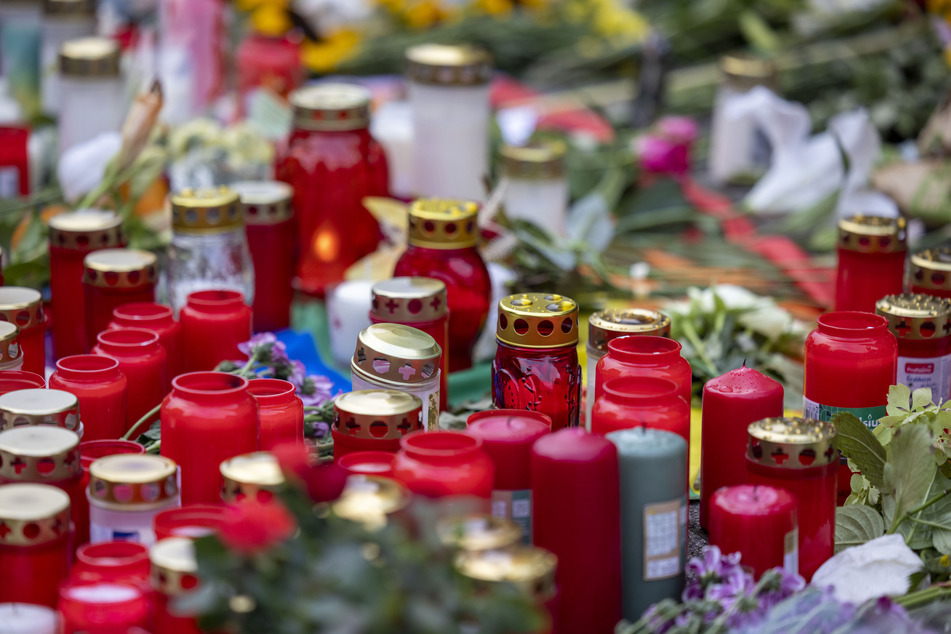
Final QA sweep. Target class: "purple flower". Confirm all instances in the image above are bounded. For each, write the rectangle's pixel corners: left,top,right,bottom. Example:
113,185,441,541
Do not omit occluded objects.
287,360,306,387
297,375,335,407
312,421,330,439
238,333,289,364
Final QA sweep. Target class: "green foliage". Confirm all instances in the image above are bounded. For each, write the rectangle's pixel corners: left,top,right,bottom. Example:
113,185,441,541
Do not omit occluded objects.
830,411,885,488
834,505,884,553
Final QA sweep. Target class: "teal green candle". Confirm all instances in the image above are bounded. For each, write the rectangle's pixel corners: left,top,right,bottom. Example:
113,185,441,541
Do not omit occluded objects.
607,427,687,621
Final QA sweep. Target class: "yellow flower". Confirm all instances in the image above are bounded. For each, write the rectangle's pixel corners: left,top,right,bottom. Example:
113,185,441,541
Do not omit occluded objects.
473,0,514,16
234,0,290,12
251,4,292,36
301,29,362,74
944,45,951,68
591,0,649,43
403,0,450,28
941,554,950,567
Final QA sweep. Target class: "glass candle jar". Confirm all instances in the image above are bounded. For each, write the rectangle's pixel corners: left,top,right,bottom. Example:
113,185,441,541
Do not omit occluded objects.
0,287,44,375
152,504,227,541
910,248,951,299
745,417,838,580
48,209,124,359
500,141,569,237
166,187,255,313
492,293,581,431
596,336,692,410
336,450,397,479
57,37,124,156
585,308,671,428
436,514,522,552
160,372,258,504
331,474,411,531
591,377,690,445
92,328,166,434
109,303,183,390
73,541,151,586
231,181,295,333
370,276,450,411
57,581,150,633
332,389,423,460
835,215,907,313
0,602,59,633
50,355,127,442
0,370,45,394
0,387,80,432
219,451,284,504
83,249,158,351
406,44,492,200
88,454,180,546
0,323,23,372
393,198,491,372
40,0,95,117
180,290,253,373
247,379,303,450
0,483,71,607
351,323,441,430
149,537,204,634
392,430,493,500
876,294,951,404
276,83,388,295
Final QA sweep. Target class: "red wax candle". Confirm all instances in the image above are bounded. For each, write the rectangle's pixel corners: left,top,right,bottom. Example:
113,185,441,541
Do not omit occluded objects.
50,355,128,441
337,450,397,478
531,428,621,634
109,302,183,389
590,377,689,443
699,365,784,530
92,328,167,435
708,485,798,578
835,215,906,312
180,290,252,372
332,390,423,460
73,541,151,586
910,248,951,299
876,294,951,404
83,249,158,352
153,504,228,541
0,369,45,394
392,430,493,500
247,379,303,450
595,336,692,408
0,287,46,375
58,581,150,633
161,372,259,504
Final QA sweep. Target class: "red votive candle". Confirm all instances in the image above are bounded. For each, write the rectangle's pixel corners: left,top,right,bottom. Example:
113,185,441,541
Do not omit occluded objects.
835,215,906,312
109,302,183,389
150,537,205,634
699,365,784,530
0,369,45,394
590,377,689,443
83,249,157,353
337,451,398,478
708,484,798,579
910,248,951,299
247,379,304,450
58,581,150,633
50,355,128,442
392,430,493,500
80,441,146,519
596,335,692,408
73,541,151,586
332,390,423,460
876,294,951,404
180,290,252,372
0,287,45,375
153,504,228,541
93,328,166,435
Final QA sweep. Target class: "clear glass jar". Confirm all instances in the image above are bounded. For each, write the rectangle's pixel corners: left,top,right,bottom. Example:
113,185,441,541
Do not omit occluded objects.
58,37,125,156
40,0,95,117
500,141,569,237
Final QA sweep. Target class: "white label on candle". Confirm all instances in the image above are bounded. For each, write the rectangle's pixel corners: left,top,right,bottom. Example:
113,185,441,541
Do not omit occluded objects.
643,498,683,581
897,353,951,404
491,489,532,543
783,528,799,576
90,522,143,544
0,167,18,198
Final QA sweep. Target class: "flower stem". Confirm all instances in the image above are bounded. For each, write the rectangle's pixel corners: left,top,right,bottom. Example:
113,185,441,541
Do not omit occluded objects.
145,441,161,454
895,585,951,609
121,403,162,440
891,488,951,534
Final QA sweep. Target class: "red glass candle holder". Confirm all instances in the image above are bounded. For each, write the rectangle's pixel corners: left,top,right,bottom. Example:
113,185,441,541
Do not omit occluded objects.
910,248,951,299
876,294,951,404
73,541,151,586
596,336,692,408
236,34,302,114
50,355,128,441
337,450,397,478
150,537,205,634
109,302,183,388
93,328,166,435
180,290,252,372
153,504,228,541
392,430,493,499
332,390,423,460
835,215,906,312
591,376,690,439
0,287,46,375
83,249,158,352
58,581,150,633
247,378,303,450
161,372,259,504
0,369,45,394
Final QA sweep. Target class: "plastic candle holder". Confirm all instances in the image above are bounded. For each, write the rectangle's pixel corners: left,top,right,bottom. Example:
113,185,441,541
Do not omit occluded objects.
179,290,252,373
336,451,398,478
834,214,906,312
392,430,493,500
57,37,124,156
435,513,522,553
50,355,128,441
219,452,284,504
152,504,228,541
0,388,80,433
0,287,45,375
109,302,183,389
92,328,167,434
331,475,411,531
596,335,692,410
591,377,690,445
73,541,151,586
332,390,423,460
0,370,45,395
247,379,304,450
500,141,569,237
876,294,951,404
910,247,951,299
57,581,150,633
82,249,158,351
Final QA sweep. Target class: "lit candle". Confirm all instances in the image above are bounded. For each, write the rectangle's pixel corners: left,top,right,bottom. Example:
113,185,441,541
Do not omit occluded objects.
0,603,58,634
326,280,374,367
699,365,783,530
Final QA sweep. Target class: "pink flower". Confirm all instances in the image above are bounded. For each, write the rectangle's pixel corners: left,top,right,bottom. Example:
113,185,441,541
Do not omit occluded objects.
656,116,699,146
219,498,296,556
272,443,348,503
635,134,691,176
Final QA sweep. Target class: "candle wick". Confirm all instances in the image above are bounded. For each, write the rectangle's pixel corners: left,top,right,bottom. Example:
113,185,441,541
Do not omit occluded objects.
742,359,747,368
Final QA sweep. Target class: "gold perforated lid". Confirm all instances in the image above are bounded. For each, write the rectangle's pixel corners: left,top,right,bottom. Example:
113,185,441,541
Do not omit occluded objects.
588,308,671,352
60,37,120,77
230,181,294,225
455,546,557,598
837,215,907,254
0,483,70,546
408,198,480,249
333,390,423,440
289,83,371,131
406,44,492,86
48,209,123,250
352,324,441,386
150,537,198,596
0,322,19,365
0,287,44,332
371,277,448,323
436,514,522,552
0,388,80,431
219,452,284,503
171,187,243,234
500,141,567,180
876,293,951,341
83,249,158,289
88,454,178,510
331,475,411,530
911,248,951,292
497,293,579,349
719,53,778,91
0,426,80,481
43,0,95,16
747,417,837,469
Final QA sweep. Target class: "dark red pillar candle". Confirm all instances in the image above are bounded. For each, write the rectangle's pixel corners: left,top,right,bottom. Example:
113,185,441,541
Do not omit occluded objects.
834,215,906,312
392,430,493,500
699,365,784,530
180,290,252,372
92,328,167,435
0,369,45,394
82,249,158,352
910,248,951,299
590,377,689,442
596,336,692,408
531,428,621,634
109,302,183,389
247,378,304,450
58,581,150,633
0,287,46,375
50,355,128,442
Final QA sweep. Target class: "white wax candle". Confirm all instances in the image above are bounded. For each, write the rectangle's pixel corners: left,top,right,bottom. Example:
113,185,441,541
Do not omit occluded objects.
0,603,59,634
326,279,375,367
370,101,415,199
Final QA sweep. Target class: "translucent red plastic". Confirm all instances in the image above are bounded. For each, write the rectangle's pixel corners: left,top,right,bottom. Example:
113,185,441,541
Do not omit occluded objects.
58,581,150,633
336,450,397,478
835,248,905,312
0,369,45,394
247,378,303,450
392,430,493,499
590,377,690,443
595,336,692,408
492,340,581,431
84,282,155,355
246,216,296,332
153,504,228,541
92,328,166,435
0,536,70,606
109,302,183,389
179,290,252,373
51,355,128,441
73,541,150,586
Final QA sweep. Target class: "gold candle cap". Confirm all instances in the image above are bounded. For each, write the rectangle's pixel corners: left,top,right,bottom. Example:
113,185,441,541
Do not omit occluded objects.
836,215,907,254
230,181,294,225
59,37,120,77
48,209,124,250
0,483,71,546
405,44,492,86
436,514,522,552
83,249,158,289
331,474,411,530
747,417,837,469
219,451,285,503
289,83,371,131
150,537,199,596
88,454,179,510
0,426,81,481
911,248,951,293
408,198,480,249
333,389,423,441
171,187,243,234
43,0,96,16
371,277,448,323
0,322,20,365
876,293,951,341
588,308,671,352
719,53,778,92
0,388,80,431
0,287,44,332
353,324,441,385
455,546,557,598
500,141,567,180
497,293,579,349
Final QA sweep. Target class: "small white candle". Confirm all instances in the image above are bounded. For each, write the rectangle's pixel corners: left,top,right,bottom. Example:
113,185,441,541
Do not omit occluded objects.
0,603,59,634
370,101,415,199
326,279,375,367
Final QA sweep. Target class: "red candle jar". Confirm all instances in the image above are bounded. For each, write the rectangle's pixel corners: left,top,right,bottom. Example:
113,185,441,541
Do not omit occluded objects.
161,372,258,504
0,287,46,375
93,328,167,435
58,581,150,633
745,417,838,580
149,537,204,634
219,451,284,504
276,83,388,295
0,483,71,607
0,387,80,433
48,210,125,359
0,369,46,394
835,215,906,312
180,290,253,373
699,365,784,530
83,249,158,352
531,428,621,634
232,181,296,333
708,484,798,579
247,379,303,450
0,322,23,372
876,294,951,404
336,451,397,478
153,504,228,541
73,541,151,586
466,410,551,542
394,199,490,372
392,430,493,500
50,355,128,441
331,474,411,531
596,336,692,410
910,248,951,299
371,277,450,410
80,440,146,475
109,302,183,389
591,377,690,442
492,293,582,431
236,33,302,113
332,390,423,460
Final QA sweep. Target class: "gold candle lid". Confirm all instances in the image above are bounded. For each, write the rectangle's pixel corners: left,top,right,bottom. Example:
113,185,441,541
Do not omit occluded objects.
43,0,96,16
150,537,199,596
289,83,371,131
0,483,71,547
500,141,567,180
408,198,480,249
876,293,951,341
83,249,158,289
333,390,423,441
747,417,837,469
911,248,951,293
353,324,441,385
719,53,778,92
436,514,522,552
0,287,44,332
171,187,243,234
588,308,671,352
88,454,179,510
837,215,907,254
497,293,579,349
371,277,448,323
331,474,411,530
455,546,557,598
0,426,81,481
0,322,20,365
0,388,80,431
59,37,120,77
405,44,492,86
230,181,294,225
48,209,123,250
219,451,285,503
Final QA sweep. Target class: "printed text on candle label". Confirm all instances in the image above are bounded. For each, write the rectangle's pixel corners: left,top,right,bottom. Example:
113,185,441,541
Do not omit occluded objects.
802,398,886,430
897,354,951,404
491,489,532,543
643,498,686,581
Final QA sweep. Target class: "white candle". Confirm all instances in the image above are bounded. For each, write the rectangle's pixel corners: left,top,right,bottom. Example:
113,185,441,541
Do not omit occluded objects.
0,603,58,634
370,101,415,199
58,37,125,156
40,0,96,117
500,141,569,237
326,279,374,367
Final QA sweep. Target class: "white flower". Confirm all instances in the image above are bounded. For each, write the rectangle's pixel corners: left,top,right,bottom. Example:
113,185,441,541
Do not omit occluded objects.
811,534,923,604
57,132,122,203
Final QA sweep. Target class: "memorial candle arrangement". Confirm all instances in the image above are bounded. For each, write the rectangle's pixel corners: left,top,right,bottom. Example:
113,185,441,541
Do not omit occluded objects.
92,328,166,434
179,290,253,372
219,451,284,504
332,389,423,460
834,214,907,313
910,247,951,299
83,249,158,351
331,475,411,531
392,430,494,500
0,324,23,372
109,302,183,389
72,541,151,587
50,355,127,442
500,140,569,237
0,287,45,375
247,379,304,450
57,37,124,156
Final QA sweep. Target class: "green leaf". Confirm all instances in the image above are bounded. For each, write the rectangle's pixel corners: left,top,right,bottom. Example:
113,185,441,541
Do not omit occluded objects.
831,412,887,488
920,475,951,555
835,505,885,552
912,387,935,411
887,384,912,416
884,425,937,523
